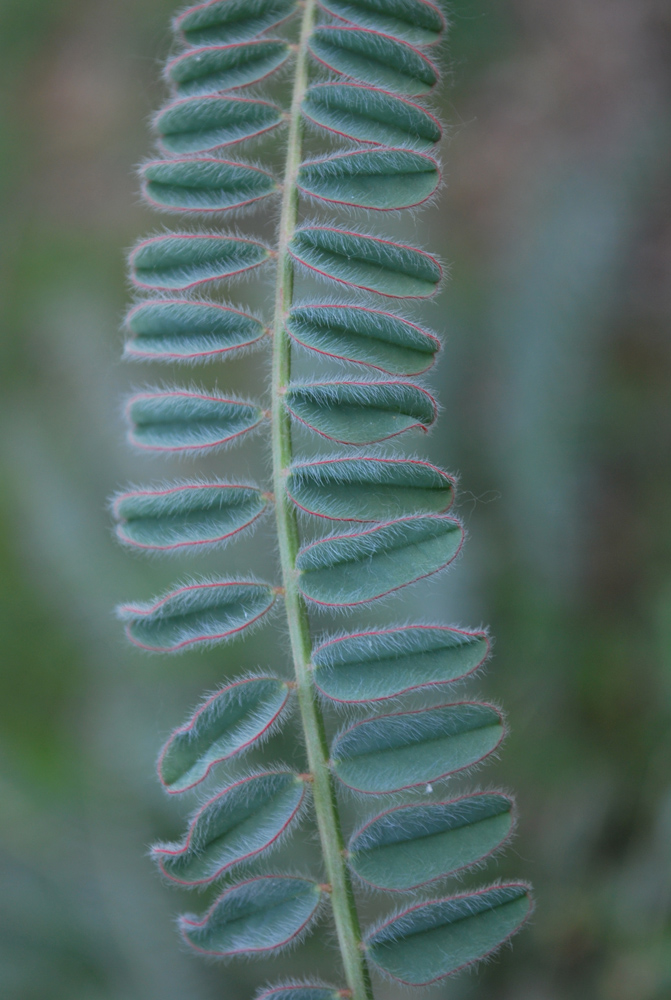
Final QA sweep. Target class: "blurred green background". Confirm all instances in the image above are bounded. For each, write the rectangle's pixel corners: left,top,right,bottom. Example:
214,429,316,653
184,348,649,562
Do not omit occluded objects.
1,1,670,998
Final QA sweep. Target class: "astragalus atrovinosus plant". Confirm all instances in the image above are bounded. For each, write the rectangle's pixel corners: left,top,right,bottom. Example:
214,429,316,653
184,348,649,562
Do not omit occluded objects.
112,0,533,996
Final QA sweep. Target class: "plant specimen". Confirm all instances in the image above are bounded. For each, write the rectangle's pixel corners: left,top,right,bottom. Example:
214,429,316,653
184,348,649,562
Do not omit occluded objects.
113,0,533,996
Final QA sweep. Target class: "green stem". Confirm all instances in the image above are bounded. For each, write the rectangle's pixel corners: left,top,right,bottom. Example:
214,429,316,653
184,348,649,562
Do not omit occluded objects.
270,4,374,999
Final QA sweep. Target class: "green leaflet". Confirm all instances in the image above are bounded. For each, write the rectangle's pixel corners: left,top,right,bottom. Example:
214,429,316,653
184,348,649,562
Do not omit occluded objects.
117,579,276,653
180,875,324,957
155,95,283,155
365,884,533,984
175,0,298,46
302,83,441,149
140,158,278,214
312,624,488,703
112,482,269,551
153,771,308,884
349,794,515,890
289,227,442,298
331,702,504,793
317,0,446,47
286,303,440,374
296,515,463,607
309,27,438,96
129,234,271,291
287,457,454,521
124,299,267,362
167,40,290,98
124,389,264,453
297,148,440,211
285,380,437,445
158,677,291,792
256,987,342,1000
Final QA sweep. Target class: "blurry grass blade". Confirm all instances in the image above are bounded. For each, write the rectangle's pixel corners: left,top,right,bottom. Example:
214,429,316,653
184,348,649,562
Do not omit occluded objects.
286,302,440,374
365,884,533,984
117,579,276,653
302,83,441,149
153,771,308,884
349,794,515,890
309,26,438,95
140,158,278,213
317,0,446,46
129,233,271,291
124,299,267,362
167,40,290,97
289,226,442,298
175,0,298,45
124,388,264,453
296,515,463,607
179,875,324,956
297,147,440,211
112,481,269,551
331,702,504,793
287,456,454,521
155,95,283,154
158,677,292,792
285,380,437,445
313,624,489,703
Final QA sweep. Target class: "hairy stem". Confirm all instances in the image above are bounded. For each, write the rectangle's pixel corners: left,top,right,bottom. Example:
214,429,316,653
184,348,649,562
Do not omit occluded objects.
270,4,373,998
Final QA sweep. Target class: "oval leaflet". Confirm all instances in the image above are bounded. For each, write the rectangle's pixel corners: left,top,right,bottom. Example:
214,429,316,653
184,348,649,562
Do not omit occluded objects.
158,676,292,792
297,515,464,607
331,701,504,793
288,457,454,522
153,771,308,884
365,884,533,984
312,623,488,703
124,299,267,363
286,302,440,374
180,875,324,957
112,482,269,551
117,579,277,653
349,793,515,890
297,147,440,212
140,158,278,214
124,388,264,453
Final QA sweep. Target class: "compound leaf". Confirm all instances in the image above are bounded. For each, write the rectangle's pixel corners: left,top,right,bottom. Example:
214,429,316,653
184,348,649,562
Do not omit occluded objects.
166,40,290,97
140,158,278,214
312,624,489,703
153,771,308,884
125,388,264,453
117,579,276,653
179,875,324,957
365,884,533,985
124,299,267,363
158,676,292,792
309,27,438,95
317,0,446,46
256,987,342,1000
175,0,298,46
287,456,454,521
297,147,440,212
296,515,463,607
286,302,440,374
112,481,269,551
331,702,504,793
129,234,271,292
302,83,441,149
286,379,436,445
155,95,283,155
289,227,442,298
349,793,515,890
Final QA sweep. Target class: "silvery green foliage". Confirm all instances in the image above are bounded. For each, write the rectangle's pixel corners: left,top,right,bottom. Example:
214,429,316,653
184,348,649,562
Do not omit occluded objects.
114,0,532,990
